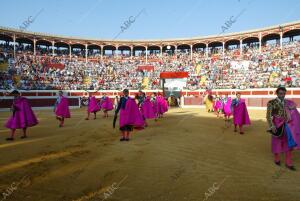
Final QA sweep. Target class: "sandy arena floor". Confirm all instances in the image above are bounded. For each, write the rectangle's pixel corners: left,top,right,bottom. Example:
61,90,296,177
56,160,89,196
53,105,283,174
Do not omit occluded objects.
0,108,300,201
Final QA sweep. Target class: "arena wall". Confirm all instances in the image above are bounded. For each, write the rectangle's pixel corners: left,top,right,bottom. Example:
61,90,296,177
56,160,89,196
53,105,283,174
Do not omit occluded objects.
181,88,300,109
1,88,300,110
0,90,163,110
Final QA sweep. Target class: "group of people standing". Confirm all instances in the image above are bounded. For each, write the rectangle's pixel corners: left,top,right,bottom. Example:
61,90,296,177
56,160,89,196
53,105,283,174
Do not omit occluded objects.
114,90,168,141
204,87,300,171
84,93,114,120
4,89,169,142
5,90,72,140
4,87,300,170
53,91,116,127
204,92,251,134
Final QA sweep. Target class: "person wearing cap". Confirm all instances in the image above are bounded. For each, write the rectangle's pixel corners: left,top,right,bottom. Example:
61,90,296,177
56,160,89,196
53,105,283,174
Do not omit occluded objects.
54,91,71,127
231,92,251,134
266,86,300,171
100,93,114,118
114,89,144,141
85,93,101,120
5,90,38,140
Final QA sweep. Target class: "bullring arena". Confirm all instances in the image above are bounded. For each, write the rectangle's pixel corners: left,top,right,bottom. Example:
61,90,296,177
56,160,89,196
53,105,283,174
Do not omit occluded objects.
1,89,300,201
1,3,300,200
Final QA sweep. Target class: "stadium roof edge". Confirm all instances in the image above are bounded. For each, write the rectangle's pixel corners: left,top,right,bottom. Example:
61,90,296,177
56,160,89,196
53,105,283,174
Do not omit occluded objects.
1,20,300,43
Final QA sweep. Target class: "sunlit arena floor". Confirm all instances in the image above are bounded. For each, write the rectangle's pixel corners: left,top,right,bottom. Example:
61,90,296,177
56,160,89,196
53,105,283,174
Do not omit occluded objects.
1,108,300,201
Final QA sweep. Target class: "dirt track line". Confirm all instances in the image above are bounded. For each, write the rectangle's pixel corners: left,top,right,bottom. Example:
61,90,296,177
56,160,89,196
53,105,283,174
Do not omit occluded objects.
71,175,128,201
0,148,87,174
0,137,54,149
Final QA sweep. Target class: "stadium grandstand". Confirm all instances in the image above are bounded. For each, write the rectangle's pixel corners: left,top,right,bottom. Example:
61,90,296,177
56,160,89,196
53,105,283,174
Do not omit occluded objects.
0,21,300,92
1,2,300,200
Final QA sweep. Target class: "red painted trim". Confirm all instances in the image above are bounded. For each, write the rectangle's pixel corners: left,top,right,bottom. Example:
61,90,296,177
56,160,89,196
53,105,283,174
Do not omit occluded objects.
160,71,189,78
252,91,268,95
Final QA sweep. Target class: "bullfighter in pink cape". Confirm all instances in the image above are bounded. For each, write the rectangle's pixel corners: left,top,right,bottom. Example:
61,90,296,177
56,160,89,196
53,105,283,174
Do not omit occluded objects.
5,90,38,141
151,93,158,119
140,92,156,127
54,91,71,127
156,94,168,118
100,93,113,118
223,94,232,121
286,100,300,151
214,95,223,118
114,89,144,141
142,96,156,120
267,87,300,171
85,95,101,120
231,92,250,134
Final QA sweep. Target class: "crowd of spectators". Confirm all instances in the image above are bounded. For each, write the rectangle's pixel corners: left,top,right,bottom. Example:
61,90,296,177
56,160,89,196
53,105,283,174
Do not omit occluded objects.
0,40,299,90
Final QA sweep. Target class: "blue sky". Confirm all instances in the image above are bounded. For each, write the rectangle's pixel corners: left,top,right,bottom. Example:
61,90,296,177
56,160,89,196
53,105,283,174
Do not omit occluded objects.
1,0,300,40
